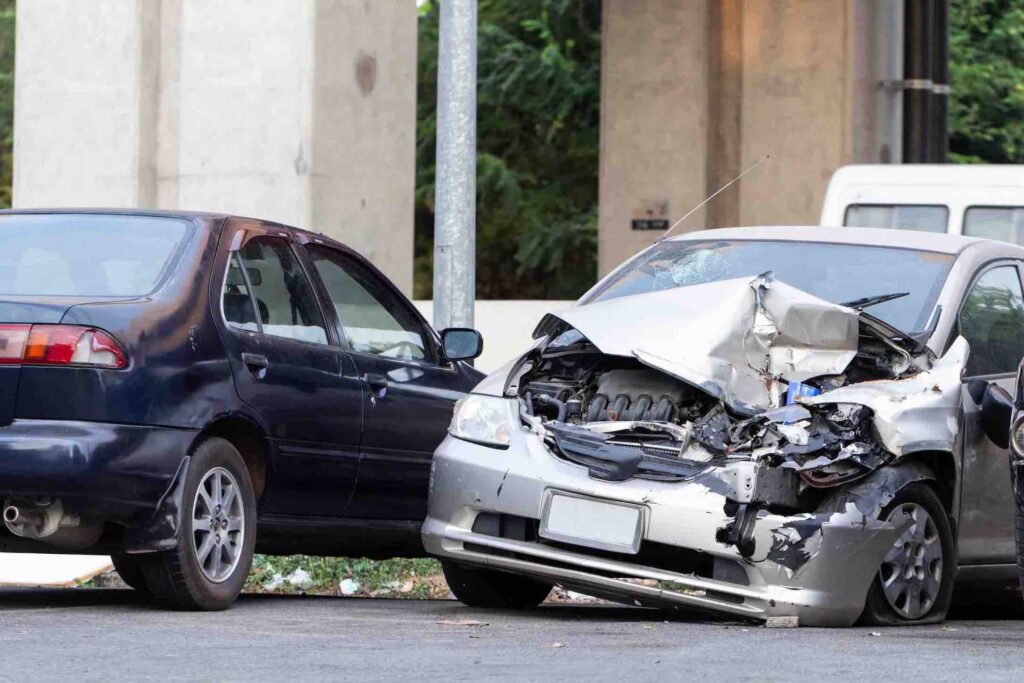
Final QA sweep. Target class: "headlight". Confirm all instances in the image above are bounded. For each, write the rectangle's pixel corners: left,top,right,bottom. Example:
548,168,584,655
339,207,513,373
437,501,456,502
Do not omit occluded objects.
449,395,514,449
1012,415,1024,456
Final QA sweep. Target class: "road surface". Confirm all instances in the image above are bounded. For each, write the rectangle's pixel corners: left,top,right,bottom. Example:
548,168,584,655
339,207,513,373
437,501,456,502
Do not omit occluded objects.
1,588,1022,681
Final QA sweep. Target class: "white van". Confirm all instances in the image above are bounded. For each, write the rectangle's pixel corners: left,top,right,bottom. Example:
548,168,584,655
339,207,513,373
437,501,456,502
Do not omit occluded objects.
820,164,1024,244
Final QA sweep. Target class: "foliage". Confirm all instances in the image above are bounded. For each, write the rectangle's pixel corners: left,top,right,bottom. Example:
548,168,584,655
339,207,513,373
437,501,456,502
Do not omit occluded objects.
0,0,13,208
244,555,445,599
415,0,601,299
949,0,1024,163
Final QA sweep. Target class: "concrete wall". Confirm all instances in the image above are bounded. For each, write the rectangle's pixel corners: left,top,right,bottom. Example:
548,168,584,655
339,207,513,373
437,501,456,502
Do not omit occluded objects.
14,0,417,293
598,0,903,275
597,0,711,276
415,299,575,373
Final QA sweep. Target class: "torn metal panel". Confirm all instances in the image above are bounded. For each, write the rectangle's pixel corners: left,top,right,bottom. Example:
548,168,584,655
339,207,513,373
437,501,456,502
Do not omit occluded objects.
803,337,968,456
550,275,860,414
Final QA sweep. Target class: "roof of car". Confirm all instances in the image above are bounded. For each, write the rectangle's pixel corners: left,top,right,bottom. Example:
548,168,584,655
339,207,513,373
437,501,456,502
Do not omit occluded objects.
0,207,341,249
669,225,1014,255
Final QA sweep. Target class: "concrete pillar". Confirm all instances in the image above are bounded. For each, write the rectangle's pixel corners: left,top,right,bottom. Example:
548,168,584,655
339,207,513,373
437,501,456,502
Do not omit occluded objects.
598,0,902,275
14,0,417,293
597,0,710,276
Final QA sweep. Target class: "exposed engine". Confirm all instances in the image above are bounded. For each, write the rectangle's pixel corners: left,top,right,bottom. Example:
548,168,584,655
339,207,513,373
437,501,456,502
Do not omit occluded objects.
512,313,938,516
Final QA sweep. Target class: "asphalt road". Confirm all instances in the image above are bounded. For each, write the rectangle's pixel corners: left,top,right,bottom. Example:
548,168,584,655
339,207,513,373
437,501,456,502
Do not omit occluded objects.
2,588,1024,681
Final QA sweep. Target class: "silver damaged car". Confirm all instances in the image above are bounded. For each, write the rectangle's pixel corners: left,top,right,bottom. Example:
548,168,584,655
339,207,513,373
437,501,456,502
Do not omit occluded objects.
423,227,1021,626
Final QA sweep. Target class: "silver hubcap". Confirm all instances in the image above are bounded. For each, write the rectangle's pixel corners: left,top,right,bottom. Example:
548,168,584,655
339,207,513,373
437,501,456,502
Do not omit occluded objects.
879,502,942,620
191,467,244,583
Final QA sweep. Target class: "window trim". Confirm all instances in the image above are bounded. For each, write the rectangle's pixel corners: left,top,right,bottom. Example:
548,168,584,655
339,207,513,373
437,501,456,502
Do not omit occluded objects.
842,203,950,232
218,230,336,350
956,258,1024,379
220,251,263,335
302,242,444,367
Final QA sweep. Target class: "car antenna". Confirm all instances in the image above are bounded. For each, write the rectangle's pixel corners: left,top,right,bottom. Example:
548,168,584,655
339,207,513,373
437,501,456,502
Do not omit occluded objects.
660,154,771,241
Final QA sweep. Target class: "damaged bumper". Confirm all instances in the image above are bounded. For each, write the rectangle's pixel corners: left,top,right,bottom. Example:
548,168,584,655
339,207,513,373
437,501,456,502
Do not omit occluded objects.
423,429,914,627
0,418,195,520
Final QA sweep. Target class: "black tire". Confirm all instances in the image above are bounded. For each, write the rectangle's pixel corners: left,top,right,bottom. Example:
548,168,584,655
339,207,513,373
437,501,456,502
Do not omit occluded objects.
859,483,956,626
111,552,151,595
141,437,256,611
441,560,552,609
1013,458,1024,603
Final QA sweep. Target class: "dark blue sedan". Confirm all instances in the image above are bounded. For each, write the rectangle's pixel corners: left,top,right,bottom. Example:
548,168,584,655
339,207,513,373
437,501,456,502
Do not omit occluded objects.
0,210,484,609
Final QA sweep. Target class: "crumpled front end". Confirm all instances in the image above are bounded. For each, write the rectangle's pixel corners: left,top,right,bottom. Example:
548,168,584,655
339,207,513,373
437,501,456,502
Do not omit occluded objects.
424,275,966,625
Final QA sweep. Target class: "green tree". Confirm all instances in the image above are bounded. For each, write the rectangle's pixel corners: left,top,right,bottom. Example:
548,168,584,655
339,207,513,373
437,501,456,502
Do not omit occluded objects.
949,0,1024,163
415,0,600,300
0,0,14,208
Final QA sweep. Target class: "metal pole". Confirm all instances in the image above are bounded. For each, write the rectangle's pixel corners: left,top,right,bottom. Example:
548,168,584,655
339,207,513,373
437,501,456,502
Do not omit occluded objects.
432,0,477,331
902,0,934,163
931,0,949,163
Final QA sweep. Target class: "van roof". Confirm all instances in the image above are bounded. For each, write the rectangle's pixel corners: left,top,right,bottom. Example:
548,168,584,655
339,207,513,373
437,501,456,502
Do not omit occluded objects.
669,225,989,255
830,164,1024,188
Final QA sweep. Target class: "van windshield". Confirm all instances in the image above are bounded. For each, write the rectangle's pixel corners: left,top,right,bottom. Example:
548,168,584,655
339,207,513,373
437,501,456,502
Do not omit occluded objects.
0,214,191,297
581,239,954,333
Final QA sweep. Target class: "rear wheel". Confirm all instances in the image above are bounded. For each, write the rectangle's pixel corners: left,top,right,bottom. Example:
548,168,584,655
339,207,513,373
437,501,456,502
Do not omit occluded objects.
859,483,955,625
442,560,552,609
110,552,150,595
141,437,256,610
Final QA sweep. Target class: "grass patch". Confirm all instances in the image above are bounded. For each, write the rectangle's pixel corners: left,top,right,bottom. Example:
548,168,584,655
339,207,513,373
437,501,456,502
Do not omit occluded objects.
243,555,448,599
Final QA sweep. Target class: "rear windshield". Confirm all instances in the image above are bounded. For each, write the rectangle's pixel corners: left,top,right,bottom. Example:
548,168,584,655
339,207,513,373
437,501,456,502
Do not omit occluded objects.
0,214,191,297
582,239,955,333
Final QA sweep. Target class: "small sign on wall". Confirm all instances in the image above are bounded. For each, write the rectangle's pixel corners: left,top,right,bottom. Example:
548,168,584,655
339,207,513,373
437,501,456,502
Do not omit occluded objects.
631,218,669,231
632,201,669,231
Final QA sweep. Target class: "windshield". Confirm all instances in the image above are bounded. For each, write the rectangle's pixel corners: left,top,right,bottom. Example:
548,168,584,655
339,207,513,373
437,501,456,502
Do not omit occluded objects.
582,239,954,333
0,214,191,297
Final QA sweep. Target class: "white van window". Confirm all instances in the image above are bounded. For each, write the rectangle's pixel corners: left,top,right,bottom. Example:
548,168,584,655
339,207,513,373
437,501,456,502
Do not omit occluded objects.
844,204,948,233
963,207,1024,244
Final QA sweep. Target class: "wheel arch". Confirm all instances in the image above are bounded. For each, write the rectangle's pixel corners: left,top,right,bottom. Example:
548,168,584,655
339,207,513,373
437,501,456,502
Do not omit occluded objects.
899,450,958,518
193,414,269,500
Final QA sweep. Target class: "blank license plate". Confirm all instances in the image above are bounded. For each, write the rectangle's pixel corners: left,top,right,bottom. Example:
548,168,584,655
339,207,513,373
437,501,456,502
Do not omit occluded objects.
539,492,642,554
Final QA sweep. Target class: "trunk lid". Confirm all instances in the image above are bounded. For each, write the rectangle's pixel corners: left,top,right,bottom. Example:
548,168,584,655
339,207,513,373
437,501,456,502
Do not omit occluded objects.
0,296,115,427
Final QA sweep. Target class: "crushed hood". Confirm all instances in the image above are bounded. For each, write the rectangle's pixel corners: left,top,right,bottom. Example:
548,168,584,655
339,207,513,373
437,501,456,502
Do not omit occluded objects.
551,275,862,414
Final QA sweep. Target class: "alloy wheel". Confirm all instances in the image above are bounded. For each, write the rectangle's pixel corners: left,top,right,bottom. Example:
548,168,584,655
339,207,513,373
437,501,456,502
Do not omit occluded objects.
191,467,245,583
878,502,943,620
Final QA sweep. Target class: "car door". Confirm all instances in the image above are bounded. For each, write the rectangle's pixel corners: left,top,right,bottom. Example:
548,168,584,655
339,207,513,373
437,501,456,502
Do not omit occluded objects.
217,224,362,517
302,243,471,520
955,261,1024,564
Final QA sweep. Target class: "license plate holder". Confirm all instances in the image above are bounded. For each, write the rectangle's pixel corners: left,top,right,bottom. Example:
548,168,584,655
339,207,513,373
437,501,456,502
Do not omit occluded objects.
539,491,643,555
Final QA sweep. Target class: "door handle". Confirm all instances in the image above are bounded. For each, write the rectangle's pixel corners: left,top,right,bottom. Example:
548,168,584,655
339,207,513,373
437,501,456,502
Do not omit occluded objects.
364,372,389,394
241,353,269,378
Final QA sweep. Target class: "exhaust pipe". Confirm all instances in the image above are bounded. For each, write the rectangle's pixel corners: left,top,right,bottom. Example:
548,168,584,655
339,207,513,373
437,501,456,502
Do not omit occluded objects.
3,498,101,550
3,504,47,528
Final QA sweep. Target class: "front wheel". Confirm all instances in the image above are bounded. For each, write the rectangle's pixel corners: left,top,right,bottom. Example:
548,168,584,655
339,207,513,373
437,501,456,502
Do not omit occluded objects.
859,483,955,625
141,437,256,610
442,560,552,609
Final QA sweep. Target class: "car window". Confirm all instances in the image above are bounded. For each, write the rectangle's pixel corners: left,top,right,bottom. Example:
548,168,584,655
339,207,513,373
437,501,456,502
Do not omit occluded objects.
959,265,1024,376
844,204,948,233
222,253,261,331
0,214,190,296
231,236,328,346
583,240,954,333
306,245,432,362
963,207,1024,245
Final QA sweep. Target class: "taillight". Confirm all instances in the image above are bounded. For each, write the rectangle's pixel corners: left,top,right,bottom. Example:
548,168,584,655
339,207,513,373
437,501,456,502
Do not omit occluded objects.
0,325,127,368
0,325,30,365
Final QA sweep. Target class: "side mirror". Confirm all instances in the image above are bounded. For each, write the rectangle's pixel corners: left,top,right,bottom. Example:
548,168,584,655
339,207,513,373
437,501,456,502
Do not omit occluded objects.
968,379,1012,449
441,328,483,362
